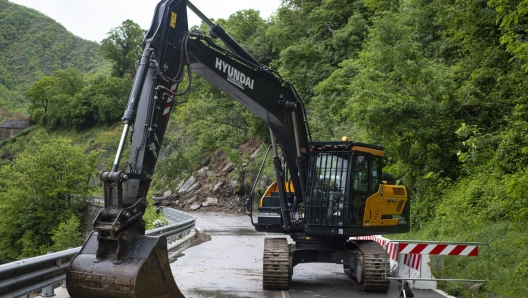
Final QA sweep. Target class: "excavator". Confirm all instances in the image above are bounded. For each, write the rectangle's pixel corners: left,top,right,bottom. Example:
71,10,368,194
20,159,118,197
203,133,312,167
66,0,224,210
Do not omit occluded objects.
66,0,410,296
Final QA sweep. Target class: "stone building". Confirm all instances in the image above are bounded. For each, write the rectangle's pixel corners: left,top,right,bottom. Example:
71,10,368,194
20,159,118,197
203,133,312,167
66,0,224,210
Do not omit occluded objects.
0,119,30,141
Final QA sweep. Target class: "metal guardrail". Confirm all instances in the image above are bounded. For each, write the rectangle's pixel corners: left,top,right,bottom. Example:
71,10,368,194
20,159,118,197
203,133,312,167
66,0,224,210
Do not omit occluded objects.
0,207,195,298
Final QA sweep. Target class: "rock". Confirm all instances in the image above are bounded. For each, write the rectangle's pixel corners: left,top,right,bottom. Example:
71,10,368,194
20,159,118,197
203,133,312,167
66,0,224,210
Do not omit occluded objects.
153,200,171,207
190,202,202,211
231,179,240,189
202,197,218,207
467,284,483,292
250,146,261,158
185,195,198,205
222,162,234,173
163,190,172,197
187,181,201,193
176,179,185,189
179,176,197,193
212,182,224,193
196,166,209,177
152,196,165,202
200,156,212,166
166,194,179,201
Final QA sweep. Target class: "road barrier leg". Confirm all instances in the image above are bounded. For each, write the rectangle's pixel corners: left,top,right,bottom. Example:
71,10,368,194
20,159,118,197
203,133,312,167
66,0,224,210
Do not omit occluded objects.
398,280,414,298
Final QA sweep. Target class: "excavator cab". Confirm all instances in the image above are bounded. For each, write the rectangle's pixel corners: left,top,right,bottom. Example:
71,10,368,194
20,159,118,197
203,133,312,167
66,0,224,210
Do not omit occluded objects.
254,140,409,237
304,141,410,237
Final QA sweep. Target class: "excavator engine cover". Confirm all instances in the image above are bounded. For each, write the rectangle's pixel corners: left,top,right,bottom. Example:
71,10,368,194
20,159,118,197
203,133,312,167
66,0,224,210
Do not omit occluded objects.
67,232,184,298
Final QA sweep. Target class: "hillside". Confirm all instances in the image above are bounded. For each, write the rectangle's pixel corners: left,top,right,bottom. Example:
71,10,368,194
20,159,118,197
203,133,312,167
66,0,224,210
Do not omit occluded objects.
0,0,105,119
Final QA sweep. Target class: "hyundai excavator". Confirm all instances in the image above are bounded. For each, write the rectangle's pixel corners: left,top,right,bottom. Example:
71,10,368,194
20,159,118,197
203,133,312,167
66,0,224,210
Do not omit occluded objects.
66,0,410,296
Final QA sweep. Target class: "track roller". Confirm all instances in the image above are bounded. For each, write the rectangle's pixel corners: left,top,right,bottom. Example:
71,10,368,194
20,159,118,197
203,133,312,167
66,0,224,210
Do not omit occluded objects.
344,240,390,292
262,237,292,290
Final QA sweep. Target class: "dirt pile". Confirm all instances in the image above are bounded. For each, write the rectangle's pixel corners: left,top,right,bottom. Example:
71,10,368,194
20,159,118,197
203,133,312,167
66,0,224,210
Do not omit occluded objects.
153,139,264,214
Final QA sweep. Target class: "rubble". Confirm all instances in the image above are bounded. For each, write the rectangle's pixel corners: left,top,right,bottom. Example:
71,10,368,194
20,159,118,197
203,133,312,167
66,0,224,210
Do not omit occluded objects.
152,139,266,214
189,202,202,211
202,197,218,207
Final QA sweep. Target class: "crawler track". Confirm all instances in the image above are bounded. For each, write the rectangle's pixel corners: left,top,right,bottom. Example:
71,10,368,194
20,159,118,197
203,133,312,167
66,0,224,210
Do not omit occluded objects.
344,240,390,292
262,237,291,290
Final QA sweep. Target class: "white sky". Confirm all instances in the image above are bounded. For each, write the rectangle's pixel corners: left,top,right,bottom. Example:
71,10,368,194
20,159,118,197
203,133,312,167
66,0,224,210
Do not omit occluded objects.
8,0,282,43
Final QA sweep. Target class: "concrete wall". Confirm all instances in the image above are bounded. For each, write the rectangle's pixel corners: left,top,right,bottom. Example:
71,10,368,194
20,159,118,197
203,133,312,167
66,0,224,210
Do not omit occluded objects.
82,203,102,238
0,127,25,141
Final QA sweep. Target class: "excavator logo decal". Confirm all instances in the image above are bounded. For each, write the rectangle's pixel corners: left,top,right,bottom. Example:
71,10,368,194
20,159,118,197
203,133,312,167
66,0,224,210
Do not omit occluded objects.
215,57,254,90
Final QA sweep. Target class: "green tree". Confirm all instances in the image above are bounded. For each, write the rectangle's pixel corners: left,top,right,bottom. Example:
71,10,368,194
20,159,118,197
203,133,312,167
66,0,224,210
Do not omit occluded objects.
0,0,102,117
38,68,87,130
52,68,86,96
98,20,146,77
87,75,132,125
490,0,528,70
25,76,57,121
216,10,273,63
27,68,132,129
269,0,369,102
51,214,83,251
0,131,101,262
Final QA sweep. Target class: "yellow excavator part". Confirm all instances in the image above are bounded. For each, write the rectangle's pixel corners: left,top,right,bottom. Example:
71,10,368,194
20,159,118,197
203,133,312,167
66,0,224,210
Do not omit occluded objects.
363,184,407,227
259,181,295,207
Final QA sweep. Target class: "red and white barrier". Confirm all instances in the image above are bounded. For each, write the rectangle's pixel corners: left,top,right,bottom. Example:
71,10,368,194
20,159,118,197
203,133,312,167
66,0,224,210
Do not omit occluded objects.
352,235,432,289
353,235,422,270
398,243,478,256
352,236,488,293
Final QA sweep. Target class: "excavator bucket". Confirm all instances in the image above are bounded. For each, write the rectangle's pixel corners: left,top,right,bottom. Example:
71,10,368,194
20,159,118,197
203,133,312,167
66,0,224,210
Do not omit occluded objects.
67,232,185,298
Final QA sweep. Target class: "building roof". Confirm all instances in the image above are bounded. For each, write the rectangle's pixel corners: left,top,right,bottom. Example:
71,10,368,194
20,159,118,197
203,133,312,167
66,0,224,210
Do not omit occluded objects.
0,120,30,129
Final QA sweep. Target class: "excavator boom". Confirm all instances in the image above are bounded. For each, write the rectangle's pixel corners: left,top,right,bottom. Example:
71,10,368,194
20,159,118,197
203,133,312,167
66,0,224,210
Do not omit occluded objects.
67,0,309,296
67,0,192,296
66,0,410,296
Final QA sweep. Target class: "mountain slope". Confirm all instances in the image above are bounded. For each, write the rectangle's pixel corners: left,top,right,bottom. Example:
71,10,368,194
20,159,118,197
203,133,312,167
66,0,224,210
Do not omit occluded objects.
0,0,104,118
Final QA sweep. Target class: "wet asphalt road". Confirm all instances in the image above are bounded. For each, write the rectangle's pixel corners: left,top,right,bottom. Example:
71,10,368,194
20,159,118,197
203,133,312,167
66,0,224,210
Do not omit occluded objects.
170,212,448,298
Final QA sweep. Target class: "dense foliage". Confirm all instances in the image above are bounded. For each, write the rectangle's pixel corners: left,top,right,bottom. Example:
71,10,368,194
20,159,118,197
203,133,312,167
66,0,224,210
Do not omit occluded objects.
26,68,132,130
98,20,147,78
0,131,100,262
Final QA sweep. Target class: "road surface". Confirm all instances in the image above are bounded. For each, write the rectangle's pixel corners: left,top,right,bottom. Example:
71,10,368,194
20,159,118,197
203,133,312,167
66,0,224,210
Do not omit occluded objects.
170,212,449,298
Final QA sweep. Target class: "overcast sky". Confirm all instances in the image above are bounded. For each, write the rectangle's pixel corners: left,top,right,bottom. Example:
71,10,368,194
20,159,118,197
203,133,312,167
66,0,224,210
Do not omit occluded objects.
9,0,282,43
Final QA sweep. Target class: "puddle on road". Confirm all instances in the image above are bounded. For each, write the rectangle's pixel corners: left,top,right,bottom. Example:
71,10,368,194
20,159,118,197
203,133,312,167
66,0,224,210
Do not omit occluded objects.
187,289,258,298
206,228,262,236
190,230,212,246
169,230,212,262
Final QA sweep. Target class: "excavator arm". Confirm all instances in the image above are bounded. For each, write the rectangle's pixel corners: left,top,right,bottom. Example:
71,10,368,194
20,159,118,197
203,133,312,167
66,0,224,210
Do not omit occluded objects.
67,0,410,295
67,0,310,297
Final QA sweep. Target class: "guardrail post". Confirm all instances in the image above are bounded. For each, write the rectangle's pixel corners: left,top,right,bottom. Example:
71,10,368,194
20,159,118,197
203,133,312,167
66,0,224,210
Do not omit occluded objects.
38,252,56,297
39,284,55,297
